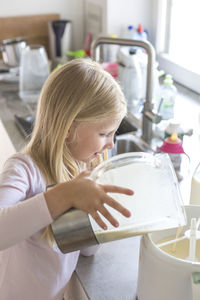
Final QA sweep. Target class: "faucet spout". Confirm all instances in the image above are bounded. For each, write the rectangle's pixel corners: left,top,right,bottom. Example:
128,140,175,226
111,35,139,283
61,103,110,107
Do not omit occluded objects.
91,37,160,144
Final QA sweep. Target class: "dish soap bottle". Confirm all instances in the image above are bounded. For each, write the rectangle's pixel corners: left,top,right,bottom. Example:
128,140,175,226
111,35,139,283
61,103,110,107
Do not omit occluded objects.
190,163,200,205
158,74,177,120
135,24,148,42
123,25,136,40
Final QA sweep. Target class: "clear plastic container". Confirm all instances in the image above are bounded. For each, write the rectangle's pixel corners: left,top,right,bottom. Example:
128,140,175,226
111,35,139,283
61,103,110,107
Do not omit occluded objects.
121,25,137,52
136,49,163,103
118,47,142,112
89,152,186,244
51,152,186,253
102,34,119,62
19,45,49,104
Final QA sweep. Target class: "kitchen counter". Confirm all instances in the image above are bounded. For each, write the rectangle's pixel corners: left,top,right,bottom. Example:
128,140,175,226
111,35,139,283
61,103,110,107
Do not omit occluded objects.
0,79,200,299
77,236,141,300
0,82,35,151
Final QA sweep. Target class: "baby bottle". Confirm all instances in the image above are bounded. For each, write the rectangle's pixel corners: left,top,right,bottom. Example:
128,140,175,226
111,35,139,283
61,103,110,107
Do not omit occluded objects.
190,162,200,205
158,133,189,181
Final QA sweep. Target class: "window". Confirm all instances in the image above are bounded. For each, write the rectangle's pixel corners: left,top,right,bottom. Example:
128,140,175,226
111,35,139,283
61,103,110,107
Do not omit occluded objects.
155,0,200,94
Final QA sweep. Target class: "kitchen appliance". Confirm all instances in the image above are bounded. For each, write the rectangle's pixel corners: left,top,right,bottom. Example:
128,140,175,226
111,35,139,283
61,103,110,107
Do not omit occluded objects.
0,38,27,67
137,205,200,300
51,152,186,253
19,45,49,104
48,20,72,63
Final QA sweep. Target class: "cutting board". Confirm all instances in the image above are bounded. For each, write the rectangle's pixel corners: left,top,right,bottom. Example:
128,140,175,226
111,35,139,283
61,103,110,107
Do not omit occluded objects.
0,14,60,58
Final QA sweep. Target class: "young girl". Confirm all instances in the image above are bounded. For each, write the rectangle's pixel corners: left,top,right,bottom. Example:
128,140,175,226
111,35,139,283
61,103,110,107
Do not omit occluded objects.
0,58,133,300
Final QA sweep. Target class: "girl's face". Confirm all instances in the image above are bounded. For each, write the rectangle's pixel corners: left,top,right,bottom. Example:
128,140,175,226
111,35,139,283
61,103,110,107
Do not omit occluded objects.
66,117,123,163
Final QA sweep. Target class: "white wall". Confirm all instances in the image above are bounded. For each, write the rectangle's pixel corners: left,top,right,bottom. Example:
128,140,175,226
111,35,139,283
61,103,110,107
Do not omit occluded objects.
0,0,84,50
107,0,154,42
0,0,155,50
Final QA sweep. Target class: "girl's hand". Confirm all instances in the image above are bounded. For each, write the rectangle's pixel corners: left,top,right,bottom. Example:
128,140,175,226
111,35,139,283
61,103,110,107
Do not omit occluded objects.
44,171,134,230
70,171,133,230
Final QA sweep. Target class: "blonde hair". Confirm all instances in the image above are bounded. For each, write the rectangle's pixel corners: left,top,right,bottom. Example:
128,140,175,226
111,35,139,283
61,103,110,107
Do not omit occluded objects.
23,58,127,243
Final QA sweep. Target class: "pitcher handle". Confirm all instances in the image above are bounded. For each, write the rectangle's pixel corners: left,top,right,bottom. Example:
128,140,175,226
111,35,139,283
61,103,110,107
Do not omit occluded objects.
191,272,200,300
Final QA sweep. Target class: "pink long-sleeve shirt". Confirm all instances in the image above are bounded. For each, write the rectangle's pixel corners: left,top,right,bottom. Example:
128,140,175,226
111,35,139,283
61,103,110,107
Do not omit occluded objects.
0,153,98,300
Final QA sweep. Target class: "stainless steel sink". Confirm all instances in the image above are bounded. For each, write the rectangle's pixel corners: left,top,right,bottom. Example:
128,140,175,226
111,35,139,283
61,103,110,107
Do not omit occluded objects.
116,116,138,136
112,133,154,156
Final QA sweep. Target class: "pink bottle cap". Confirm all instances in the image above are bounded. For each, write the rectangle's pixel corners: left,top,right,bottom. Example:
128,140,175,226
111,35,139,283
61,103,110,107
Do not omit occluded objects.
158,133,185,154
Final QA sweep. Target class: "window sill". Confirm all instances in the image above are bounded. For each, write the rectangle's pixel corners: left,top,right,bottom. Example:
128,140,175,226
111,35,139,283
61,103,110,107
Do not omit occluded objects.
157,53,200,94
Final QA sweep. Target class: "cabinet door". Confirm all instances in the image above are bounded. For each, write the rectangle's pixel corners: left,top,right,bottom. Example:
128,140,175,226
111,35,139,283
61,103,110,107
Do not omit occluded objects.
0,119,16,172
64,272,89,300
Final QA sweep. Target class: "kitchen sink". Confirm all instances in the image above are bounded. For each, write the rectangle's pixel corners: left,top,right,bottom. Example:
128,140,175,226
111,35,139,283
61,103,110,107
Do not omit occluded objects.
112,114,156,156
116,116,138,136
112,133,154,156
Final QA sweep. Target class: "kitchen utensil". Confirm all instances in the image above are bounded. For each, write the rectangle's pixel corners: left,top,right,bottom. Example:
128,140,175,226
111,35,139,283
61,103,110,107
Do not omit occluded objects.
48,19,72,63
19,45,49,104
51,152,186,253
14,115,35,138
0,38,27,67
137,205,200,300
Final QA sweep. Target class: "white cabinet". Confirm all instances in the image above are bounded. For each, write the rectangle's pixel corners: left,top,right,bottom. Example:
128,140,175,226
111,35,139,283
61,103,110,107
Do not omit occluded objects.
64,272,89,300
84,0,153,41
0,119,16,172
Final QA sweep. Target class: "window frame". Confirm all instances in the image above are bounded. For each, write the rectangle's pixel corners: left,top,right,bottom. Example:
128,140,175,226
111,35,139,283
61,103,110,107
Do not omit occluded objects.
154,0,200,94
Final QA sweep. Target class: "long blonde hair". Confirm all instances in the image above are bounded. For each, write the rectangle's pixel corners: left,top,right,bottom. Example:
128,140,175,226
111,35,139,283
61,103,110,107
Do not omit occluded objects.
23,58,127,243
24,58,126,184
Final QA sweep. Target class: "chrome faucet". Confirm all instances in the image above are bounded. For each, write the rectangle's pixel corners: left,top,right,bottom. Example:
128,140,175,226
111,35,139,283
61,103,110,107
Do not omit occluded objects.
90,37,161,144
